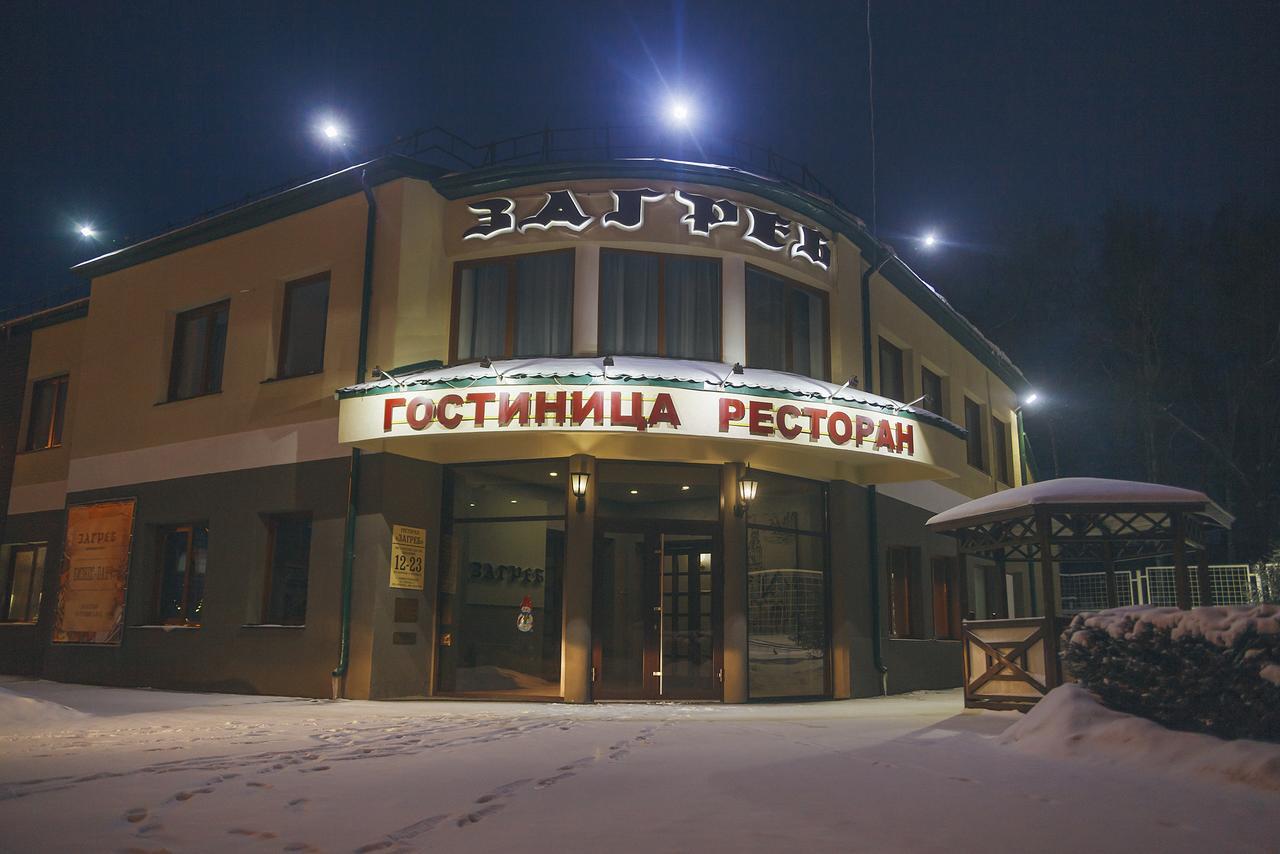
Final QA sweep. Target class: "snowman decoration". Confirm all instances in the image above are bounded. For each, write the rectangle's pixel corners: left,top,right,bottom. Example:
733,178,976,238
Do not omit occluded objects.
516,595,534,633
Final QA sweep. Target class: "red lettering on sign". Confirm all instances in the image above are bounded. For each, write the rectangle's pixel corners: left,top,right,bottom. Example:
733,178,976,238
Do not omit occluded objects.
895,423,914,456
748,401,775,436
466,392,496,427
498,392,531,426
719,398,745,432
829,411,853,445
777,404,803,439
610,391,647,430
802,407,827,442
874,420,897,452
855,415,875,446
536,391,567,426
648,392,681,429
571,390,603,425
384,397,407,432
437,394,464,429
405,396,434,430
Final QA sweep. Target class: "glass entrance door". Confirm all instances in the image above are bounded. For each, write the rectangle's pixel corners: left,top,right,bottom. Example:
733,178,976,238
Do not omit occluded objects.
593,524,721,700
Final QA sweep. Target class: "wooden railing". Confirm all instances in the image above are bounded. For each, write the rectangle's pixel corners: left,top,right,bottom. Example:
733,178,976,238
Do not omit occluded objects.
961,618,1065,711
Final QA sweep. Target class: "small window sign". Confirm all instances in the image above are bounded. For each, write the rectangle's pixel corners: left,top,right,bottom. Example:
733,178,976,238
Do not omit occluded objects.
388,524,426,590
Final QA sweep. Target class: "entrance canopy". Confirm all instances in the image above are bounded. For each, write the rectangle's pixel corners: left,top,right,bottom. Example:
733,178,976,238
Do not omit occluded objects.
336,356,967,484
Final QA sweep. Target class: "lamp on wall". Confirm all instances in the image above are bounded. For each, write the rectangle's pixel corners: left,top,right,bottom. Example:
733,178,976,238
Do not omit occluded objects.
734,464,758,517
569,471,590,513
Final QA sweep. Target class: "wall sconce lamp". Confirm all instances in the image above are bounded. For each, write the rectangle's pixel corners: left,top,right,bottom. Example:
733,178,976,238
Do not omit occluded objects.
734,464,759,517
570,471,590,513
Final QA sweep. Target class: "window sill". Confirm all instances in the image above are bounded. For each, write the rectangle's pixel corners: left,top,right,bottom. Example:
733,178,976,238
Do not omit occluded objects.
131,624,201,631
261,371,324,385
0,620,38,626
155,391,222,407
17,444,64,456
240,623,306,629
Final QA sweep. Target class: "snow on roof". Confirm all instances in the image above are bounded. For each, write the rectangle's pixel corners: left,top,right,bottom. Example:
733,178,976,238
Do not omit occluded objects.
926,477,1233,529
338,356,959,431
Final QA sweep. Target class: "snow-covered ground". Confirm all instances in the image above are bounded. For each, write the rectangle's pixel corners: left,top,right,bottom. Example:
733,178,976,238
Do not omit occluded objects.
1,677,1276,854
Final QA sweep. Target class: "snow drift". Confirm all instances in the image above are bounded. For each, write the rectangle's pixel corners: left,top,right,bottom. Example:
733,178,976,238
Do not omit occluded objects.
0,686,88,730
1001,684,1280,791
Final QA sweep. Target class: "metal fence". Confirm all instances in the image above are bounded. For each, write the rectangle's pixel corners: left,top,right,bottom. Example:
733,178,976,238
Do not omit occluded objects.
1059,564,1277,612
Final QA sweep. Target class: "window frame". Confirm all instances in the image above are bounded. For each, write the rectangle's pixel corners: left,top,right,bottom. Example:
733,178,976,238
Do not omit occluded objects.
877,337,905,402
2,542,47,623
167,300,230,401
992,415,1013,486
153,522,208,627
931,555,961,640
964,397,987,472
449,249,576,364
886,545,924,639
920,366,945,419
598,248,723,361
24,374,69,452
276,273,330,380
744,264,830,380
260,512,313,626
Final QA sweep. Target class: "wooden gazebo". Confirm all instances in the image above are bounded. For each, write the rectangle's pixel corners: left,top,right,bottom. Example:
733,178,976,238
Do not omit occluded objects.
926,478,1232,710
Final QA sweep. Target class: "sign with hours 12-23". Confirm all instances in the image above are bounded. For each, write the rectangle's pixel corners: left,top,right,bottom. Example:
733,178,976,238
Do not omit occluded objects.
389,524,427,590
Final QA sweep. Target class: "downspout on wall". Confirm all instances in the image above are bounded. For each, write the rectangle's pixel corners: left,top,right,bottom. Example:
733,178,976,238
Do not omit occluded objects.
860,245,895,696
332,169,378,700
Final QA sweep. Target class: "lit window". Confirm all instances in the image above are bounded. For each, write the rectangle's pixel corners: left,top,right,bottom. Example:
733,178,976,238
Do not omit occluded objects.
156,523,208,626
25,375,68,451
745,266,827,379
454,251,573,362
599,250,721,360
2,543,47,622
169,301,229,400
277,275,329,378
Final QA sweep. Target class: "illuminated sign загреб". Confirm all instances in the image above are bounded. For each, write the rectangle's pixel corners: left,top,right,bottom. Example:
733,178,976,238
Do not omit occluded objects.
463,187,832,270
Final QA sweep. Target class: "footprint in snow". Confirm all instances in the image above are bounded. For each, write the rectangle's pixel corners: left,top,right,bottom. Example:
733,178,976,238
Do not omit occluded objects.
124,808,148,824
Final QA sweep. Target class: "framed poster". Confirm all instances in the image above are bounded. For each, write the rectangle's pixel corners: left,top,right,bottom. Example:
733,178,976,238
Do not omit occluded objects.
389,524,426,590
52,499,137,645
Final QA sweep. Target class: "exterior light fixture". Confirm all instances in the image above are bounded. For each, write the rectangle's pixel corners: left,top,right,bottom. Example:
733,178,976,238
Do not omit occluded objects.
681,485,691,491
320,120,345,143
735,464,759,517
629,489,639,495
668,98,692,125
921,231,938,249
1022,391,1040,407
549,471,559,477
77,224,97,239
569,471,590,513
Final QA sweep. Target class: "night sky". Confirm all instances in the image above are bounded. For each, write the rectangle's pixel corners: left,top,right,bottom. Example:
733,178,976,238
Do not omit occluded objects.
2,0,1276,310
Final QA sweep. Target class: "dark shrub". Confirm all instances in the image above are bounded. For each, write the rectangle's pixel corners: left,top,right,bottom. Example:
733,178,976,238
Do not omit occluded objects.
1062,606,1280,742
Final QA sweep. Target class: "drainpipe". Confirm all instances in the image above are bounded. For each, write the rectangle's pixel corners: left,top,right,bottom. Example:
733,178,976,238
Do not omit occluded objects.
332,168,378,700
860,245,894,695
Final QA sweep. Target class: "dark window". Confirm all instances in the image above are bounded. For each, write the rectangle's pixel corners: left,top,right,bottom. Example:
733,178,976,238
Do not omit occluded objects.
599,250,721,360
747,472,828,699
964,398,986,471
878,338,905,402
887,545,923,639
992,416,1013,485
745,266,828,379
453,251,573,362
437,461,568,697
25,375,68,451
155,523,208,625
262,514,312,625
277,275,329,378
169,301,229,400
920,367,945,419
931,556,960,640
2,543,47,622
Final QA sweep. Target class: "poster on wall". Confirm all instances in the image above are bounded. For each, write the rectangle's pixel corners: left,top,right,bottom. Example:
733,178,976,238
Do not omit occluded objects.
389,524,426,590
52,498,137,645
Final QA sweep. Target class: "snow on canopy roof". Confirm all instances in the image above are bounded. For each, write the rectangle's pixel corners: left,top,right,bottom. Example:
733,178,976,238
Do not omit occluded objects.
338,356,960,431
926,477,1233,530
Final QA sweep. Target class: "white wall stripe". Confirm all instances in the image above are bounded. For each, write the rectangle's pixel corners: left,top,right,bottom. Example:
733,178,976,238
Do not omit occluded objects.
7,479,68,515
876,479,973,516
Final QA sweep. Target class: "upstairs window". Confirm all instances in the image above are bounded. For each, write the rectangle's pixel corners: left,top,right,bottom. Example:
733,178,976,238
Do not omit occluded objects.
25,375,68,451
2,543,47,623
277,274,329,378
992,416,1013,485
169,301,229,401
261,514,312,625
965,397,986,472
746,266,828,379
453,250,573,362
920,367,945,419
155,523,208,626
599,250,721,360
878,338,905,401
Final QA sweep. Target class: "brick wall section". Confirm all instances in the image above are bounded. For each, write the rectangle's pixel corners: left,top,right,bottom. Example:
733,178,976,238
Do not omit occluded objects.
0,325,33,541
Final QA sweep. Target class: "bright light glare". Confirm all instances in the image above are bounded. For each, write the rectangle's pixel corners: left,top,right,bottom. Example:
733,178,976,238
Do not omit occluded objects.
77,224,97,238
668,98,691,124
1023,392,1040,406
319,120,345,143
922,231,938,249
